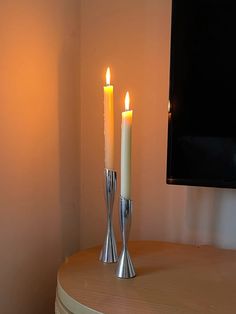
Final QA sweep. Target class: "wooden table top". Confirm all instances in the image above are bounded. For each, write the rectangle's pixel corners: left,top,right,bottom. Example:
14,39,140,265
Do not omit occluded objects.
57,241,236,314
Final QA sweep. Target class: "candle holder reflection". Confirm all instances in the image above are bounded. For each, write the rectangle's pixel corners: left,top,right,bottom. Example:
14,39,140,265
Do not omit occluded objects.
100,169,118,263
116,196,136,278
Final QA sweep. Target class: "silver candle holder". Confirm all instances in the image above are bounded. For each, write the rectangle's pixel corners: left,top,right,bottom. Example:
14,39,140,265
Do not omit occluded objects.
116,196,136,278
100,169,118,263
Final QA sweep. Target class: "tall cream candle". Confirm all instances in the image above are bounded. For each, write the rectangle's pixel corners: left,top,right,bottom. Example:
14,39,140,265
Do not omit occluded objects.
121,92,133,199
104,67,114,170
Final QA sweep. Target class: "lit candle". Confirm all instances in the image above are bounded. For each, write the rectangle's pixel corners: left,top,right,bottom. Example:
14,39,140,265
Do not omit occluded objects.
121,92,133,199
104,67,114,170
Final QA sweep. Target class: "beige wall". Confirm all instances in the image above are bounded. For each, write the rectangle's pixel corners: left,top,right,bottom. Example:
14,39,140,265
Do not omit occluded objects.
79,0,173,249
0,1,80,313
1,0,236,312
79,0,236,250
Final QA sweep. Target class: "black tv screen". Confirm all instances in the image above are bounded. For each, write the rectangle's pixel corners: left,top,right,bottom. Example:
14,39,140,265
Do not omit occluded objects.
167,0,236,188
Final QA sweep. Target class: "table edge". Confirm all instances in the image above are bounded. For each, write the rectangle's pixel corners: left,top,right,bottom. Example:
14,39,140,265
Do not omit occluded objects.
57,277,103,314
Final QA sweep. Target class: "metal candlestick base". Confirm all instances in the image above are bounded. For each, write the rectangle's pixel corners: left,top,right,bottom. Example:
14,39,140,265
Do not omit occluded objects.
116,196,136,278
100,169,118,263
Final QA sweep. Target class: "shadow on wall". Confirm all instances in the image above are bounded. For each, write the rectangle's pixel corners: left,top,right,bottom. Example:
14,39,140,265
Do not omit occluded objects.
185,187,236,249
58,11,80,259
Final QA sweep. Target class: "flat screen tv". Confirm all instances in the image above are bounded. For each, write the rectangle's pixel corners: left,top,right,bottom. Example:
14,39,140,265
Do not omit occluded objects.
167,0,236,188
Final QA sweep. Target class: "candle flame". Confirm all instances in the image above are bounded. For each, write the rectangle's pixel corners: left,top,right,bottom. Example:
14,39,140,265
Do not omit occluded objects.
125,92,130,111
106,67,111,85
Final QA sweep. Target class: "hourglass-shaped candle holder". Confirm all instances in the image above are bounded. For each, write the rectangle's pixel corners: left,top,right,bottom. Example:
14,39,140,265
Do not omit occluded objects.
116,196,136,278
99,169,118,263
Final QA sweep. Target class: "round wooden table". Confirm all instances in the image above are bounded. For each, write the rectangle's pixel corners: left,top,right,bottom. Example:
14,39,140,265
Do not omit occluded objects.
56,241,236,314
